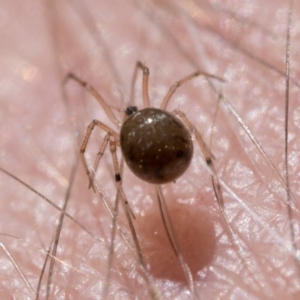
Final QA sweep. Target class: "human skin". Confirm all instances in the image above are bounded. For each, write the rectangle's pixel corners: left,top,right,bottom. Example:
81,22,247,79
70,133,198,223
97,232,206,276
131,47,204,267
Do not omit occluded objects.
0,0,300,299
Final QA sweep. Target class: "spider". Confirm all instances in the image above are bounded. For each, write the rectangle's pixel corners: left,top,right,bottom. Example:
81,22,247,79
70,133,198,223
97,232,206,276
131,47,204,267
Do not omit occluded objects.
63,61,224,297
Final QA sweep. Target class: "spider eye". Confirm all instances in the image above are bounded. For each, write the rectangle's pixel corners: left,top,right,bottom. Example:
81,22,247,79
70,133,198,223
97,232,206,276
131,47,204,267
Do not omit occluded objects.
125,106,138,116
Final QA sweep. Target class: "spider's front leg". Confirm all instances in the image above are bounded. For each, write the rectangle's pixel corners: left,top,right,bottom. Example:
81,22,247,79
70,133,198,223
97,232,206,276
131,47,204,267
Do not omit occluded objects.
79,119,118,192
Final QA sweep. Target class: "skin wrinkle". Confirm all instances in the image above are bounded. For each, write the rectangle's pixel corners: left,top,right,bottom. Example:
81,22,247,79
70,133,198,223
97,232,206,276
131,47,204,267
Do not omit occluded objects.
0,0,300,299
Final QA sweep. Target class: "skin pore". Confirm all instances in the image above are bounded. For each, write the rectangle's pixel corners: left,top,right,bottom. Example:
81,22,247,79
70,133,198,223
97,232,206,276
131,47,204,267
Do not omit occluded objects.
0,0,300,299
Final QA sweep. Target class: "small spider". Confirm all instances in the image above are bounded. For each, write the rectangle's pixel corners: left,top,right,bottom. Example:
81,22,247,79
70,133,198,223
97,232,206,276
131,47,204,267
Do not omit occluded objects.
63,62,223,297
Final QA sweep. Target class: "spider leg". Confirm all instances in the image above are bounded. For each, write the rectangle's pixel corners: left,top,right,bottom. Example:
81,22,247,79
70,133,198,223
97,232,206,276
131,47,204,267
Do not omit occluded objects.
174,109,222,207
88,132,111,189
109,139,136,220
160,70,224,110
63,73,121,127
130,61,150,108
174,109,266,291
79,119,119,192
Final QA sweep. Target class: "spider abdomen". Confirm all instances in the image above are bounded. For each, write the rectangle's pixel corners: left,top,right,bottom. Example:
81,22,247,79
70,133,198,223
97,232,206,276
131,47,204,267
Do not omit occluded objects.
120,108,193,184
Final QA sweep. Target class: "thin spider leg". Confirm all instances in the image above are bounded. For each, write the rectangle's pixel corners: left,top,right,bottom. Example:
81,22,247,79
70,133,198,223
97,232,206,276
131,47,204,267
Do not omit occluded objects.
174,109,222,207
63,73,121,127
104,139,159,299
88,132,111,189
130,61,150,108
80,119,119,192
102,188,121,299
129,62,139,106
174,108,215,160
156,186,199,299
160,71,224,110
109,139,136,220
174,109,266,292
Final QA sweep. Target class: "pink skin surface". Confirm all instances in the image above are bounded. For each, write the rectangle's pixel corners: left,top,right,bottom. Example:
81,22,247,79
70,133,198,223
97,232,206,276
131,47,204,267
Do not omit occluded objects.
1,0,300,299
